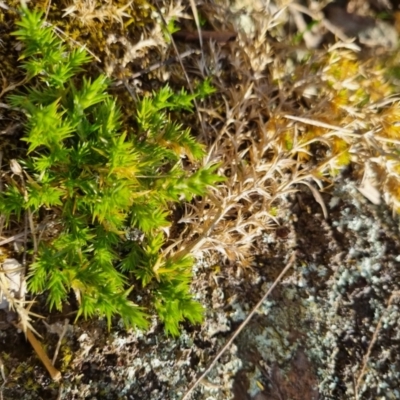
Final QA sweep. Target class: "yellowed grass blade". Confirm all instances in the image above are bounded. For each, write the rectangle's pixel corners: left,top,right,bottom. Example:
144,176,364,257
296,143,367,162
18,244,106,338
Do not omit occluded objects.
189,0,203,51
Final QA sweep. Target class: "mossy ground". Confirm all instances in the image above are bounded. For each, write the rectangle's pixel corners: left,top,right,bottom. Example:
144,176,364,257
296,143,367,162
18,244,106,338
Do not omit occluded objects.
1,1,400,399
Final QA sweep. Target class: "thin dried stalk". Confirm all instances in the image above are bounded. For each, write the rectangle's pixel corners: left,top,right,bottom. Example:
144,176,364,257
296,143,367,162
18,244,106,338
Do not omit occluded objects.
355,291,400,397
182,252,296,400
52,319,70,366
14,322,62,382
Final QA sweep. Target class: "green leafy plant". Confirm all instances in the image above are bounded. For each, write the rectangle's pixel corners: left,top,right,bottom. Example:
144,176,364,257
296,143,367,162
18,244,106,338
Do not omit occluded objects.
2,6,223,335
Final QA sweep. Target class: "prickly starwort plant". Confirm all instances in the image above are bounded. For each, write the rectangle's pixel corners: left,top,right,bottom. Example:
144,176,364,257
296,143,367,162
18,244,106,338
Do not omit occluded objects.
1,7,222,335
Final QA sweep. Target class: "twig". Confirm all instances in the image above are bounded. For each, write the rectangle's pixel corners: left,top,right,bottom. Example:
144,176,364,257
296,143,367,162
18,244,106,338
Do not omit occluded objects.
0,102,22,111
14,323,62,382
0,231,28,246
188,0,207,74
353,375,358,400
0,219,53,246
0,366,15,400
182,252,296,400
173,31,236,44
52,319,70,365
0,70,27,99
10,161,38,260
355,291,400,397
23,212,28,267
44,0,51,21
27,327,61,381
171,204,225,260
129,49,200,80
284,114,355,135
0,356,5,383
27,210,37,258
43,22,101,63
298,180,328,219
56,383,64,400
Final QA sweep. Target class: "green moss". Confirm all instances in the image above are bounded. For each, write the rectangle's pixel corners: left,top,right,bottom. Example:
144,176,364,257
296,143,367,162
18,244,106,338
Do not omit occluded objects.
2,6,223,335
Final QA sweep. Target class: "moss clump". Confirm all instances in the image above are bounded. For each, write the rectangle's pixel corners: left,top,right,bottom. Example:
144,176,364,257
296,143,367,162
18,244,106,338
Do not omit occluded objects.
1,6,222,335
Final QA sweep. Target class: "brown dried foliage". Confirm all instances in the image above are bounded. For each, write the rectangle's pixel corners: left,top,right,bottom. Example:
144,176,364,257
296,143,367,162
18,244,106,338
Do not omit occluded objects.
163,0,400,267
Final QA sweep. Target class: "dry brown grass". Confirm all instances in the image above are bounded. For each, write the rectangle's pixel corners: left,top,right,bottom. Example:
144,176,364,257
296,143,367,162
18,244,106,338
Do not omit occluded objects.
162,0,400,268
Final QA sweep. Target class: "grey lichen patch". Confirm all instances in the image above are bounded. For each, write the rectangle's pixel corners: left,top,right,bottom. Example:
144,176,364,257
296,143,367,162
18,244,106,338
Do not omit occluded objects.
225,178,400,400
206,311,231,337
297,180,400,399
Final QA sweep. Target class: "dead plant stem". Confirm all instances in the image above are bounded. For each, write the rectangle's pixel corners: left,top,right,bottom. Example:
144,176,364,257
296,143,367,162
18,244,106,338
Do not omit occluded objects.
56,383,64,400
44,22,101,63
44,0,51,21
182,252,296,400
355,291,400,397
52,319,70,365
15,323,62,382
129,49,200,79
172,204,225,260
0,367,14,400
